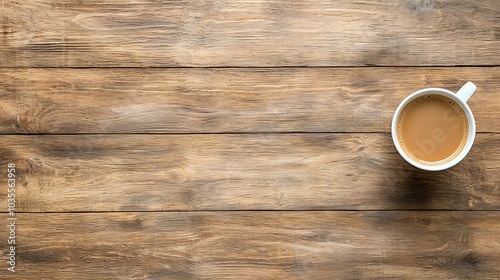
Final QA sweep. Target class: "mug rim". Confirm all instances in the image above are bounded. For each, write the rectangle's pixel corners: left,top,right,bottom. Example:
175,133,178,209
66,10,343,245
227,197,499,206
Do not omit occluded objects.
391,87,476,171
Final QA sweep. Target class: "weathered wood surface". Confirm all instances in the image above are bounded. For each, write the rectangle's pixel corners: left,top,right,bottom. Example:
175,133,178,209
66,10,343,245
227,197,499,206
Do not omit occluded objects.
0,67,498,134
1,0,499,67
1,212,500,279
1,0,499,278
0,134,498,212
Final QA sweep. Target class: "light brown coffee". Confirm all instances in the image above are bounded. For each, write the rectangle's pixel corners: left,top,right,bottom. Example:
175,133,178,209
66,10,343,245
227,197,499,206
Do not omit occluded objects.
396,94,468,165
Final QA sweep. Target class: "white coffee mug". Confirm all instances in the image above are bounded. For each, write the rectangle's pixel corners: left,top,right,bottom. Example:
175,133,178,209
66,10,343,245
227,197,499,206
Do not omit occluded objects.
391,82,477,171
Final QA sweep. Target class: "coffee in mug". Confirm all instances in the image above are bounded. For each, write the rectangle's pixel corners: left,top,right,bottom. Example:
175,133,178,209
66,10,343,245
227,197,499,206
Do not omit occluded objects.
391,82,477,171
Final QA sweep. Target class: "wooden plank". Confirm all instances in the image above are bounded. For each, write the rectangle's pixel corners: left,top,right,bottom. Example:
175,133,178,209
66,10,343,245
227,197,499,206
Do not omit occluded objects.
0,134,499,212
1,212,499,279
0,67,498,133
1,0,498,67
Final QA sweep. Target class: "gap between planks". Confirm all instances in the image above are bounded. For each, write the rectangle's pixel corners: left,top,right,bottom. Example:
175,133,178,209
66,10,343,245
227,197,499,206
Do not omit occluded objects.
3,209,500,214
1,65,500,69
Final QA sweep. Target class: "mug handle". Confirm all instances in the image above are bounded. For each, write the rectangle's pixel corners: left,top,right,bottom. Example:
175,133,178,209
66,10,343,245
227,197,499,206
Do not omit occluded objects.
456,81,477,102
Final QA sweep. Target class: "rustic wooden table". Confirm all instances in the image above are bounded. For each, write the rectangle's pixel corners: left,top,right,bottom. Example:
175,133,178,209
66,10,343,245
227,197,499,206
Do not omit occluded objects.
1,0,500,279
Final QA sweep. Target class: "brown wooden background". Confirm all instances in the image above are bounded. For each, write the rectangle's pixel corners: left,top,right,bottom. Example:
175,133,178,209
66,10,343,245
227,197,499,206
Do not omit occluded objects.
1,0,500,279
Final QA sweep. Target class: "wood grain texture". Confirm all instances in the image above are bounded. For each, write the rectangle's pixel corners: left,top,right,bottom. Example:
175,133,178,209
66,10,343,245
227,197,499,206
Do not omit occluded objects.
1,0,499,67
0,67,498,134
2,1,499,279
1,212,500,279
1,134,499,212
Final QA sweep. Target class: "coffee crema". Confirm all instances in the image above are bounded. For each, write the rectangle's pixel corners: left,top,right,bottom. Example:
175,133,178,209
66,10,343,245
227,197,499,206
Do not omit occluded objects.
396,94,468,165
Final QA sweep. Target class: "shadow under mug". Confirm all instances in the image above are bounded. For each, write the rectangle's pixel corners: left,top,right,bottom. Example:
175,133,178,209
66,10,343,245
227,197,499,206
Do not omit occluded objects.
391,82,477,171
